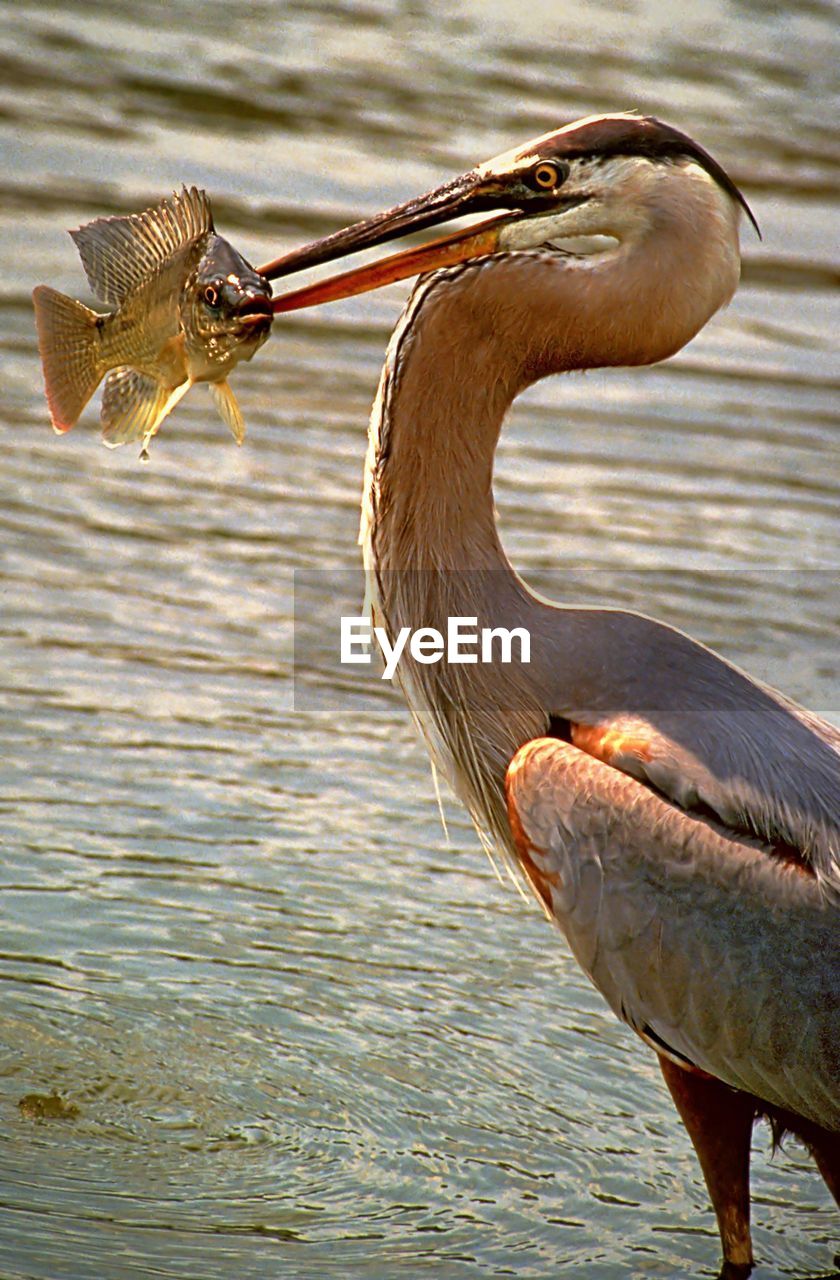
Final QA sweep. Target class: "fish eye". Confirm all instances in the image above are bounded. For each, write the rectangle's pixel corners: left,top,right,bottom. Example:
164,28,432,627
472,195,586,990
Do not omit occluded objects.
531,161,567,190
203,282,221,307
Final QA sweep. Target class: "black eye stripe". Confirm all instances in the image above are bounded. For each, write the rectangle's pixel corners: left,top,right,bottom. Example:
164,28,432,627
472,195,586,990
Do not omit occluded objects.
534,116,759,235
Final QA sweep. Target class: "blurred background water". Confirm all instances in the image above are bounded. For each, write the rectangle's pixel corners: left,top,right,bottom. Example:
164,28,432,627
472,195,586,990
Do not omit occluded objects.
0,1,838,1277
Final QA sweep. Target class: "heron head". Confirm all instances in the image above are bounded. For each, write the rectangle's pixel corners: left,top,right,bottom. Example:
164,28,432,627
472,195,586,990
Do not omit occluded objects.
262,113,758,313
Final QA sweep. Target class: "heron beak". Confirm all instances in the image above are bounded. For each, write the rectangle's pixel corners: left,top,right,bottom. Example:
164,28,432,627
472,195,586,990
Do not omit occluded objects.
267,214,516,313
259,172,523,313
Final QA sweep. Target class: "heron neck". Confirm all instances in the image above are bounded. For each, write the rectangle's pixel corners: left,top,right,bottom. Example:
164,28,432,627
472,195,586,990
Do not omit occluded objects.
360,223,739,846
361,274,506,576
364,197,740,577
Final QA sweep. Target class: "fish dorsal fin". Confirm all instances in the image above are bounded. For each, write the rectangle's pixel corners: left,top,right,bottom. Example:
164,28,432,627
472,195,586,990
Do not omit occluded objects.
71,187,213,307
209,379,246,444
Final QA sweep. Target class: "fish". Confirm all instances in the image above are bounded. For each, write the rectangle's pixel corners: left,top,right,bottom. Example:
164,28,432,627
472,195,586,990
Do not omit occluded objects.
32,187,273,458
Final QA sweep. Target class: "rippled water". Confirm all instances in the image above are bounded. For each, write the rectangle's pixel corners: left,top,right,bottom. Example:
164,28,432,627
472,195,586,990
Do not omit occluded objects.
1,2,838,1277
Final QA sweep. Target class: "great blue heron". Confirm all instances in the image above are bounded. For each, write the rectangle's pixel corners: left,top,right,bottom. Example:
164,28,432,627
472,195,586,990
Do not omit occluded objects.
260,114,839,1277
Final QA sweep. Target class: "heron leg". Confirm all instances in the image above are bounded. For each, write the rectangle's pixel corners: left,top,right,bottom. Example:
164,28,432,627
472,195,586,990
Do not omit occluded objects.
657,1053,755,1275
803,1128,840,1205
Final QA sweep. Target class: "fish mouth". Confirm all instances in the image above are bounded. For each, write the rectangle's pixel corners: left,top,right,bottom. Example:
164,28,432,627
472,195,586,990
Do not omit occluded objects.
235,295,274,326
233,300,274,339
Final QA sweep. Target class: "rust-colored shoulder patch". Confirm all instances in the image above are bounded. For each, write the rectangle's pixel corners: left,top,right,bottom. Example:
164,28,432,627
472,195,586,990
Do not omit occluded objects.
571,721,654,767
505,742,563,917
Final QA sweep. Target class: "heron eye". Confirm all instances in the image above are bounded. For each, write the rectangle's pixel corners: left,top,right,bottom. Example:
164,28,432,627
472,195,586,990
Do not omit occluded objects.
203,283,220,307
532,161,564,189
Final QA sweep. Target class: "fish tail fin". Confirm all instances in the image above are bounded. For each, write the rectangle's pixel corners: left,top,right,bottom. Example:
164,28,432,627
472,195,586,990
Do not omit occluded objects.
32,285,104,433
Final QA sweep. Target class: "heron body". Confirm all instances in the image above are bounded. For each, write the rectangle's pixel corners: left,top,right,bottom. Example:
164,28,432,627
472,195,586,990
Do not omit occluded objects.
265,114,840,1275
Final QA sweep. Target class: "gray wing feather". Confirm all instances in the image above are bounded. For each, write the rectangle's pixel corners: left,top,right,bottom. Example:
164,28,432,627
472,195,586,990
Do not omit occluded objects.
583,705,840,895
546,608,840,892
507,737,840,1130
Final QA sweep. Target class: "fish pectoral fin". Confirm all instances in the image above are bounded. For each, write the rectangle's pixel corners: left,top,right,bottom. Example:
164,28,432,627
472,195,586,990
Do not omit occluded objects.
100,369,170,447
100,369,190,453
140,381,192,456
70,187,213,307
209,380,246,445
